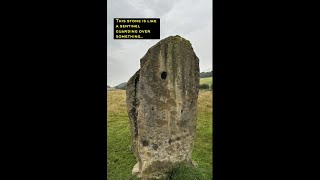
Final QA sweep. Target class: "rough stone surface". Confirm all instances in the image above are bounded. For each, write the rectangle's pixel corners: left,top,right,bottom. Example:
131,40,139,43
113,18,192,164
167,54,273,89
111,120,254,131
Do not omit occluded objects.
126,35,200,179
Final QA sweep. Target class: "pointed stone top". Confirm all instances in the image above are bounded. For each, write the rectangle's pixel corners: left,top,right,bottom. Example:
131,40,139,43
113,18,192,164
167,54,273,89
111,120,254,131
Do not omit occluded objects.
146,35,193,53
140,35,195,64
159,35,191,45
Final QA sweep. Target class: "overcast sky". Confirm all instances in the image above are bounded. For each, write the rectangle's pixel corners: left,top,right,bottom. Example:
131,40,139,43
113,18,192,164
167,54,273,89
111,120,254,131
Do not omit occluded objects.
107,0,212,87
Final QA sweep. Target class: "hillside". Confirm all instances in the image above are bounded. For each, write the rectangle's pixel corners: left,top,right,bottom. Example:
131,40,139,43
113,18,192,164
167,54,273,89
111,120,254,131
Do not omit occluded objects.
114,82,127,89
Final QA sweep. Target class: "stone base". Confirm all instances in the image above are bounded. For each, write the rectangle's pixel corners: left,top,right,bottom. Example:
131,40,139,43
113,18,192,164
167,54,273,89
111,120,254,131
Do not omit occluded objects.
131,160,198,179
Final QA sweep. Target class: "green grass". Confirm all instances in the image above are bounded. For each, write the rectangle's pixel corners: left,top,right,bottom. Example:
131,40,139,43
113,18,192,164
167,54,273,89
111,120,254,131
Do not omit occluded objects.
170,164,205,179
107,90,213,179
199,77,212,86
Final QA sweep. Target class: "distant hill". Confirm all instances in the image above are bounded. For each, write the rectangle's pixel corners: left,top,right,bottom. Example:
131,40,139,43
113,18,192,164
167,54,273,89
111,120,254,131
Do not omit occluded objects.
107,87,116,91
107,85,111,88
114,82,127,90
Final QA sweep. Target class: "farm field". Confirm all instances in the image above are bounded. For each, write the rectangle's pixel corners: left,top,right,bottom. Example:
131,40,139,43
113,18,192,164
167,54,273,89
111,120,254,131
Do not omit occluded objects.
107,90,213,179
200,77,212,86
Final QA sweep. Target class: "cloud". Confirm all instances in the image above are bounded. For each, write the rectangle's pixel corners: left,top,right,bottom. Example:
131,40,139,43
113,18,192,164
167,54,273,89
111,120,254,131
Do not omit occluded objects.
107,0,212,87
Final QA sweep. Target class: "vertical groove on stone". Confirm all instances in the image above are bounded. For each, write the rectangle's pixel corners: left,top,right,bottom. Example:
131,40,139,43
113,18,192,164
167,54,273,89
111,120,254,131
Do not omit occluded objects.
133,74,139,137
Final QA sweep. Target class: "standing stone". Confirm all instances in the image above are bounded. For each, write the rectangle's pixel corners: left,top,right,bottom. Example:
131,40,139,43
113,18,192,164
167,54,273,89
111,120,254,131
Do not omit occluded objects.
126,35,200,179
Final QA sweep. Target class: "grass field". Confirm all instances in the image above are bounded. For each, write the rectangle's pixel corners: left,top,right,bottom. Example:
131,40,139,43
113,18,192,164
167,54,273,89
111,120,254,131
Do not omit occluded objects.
200,77,212,86
107,90,213,179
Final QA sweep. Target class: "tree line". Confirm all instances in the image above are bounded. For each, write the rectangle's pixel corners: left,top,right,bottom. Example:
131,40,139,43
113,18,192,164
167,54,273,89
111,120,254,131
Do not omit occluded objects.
200,71,212,78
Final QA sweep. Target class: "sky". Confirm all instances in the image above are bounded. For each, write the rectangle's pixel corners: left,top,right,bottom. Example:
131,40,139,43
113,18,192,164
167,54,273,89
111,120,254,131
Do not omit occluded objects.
107,0,212,87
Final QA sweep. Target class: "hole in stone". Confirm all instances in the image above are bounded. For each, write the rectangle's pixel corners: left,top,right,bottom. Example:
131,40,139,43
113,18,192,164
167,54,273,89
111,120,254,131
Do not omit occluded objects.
168,139,172,145
181,109,183,113
176,137,180,141
153,144,158,150
142,140,149,146
161,72,167,80
151,107,154,110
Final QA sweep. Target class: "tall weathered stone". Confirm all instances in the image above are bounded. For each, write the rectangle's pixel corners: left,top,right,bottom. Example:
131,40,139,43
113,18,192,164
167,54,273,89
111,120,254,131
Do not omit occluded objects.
126,35,200,179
